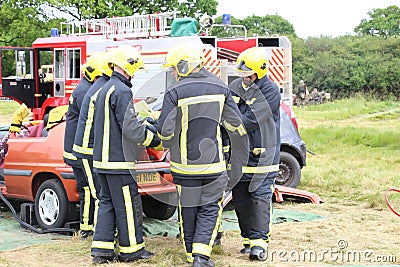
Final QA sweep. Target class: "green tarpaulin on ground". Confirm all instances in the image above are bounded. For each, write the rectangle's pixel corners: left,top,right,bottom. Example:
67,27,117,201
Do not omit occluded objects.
0,209,326,251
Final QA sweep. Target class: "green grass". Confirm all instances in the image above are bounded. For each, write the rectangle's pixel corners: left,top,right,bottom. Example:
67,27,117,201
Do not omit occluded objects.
295,95,400,122
303,125,400,150
0,100,19,115
294,97,400,209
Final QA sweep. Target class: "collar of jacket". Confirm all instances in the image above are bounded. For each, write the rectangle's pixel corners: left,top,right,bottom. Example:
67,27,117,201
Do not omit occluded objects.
180,68,208,80
254,75,269,88
111,71,132,88
231,77,259,98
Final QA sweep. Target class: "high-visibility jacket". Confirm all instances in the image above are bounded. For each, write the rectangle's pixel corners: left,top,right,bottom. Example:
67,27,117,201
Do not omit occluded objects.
63,77,93,167
73,75,110,159
157,68,246,178
93,72,159,174
228,76,281,180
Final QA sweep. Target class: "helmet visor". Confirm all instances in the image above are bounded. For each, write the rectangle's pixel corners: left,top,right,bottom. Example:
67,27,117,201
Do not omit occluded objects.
233,60,256,77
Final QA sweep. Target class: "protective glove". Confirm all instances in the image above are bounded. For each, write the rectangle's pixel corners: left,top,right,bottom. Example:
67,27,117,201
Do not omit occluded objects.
149,110,161,121
142,124,163,149
145,124,157,135
152,141,164,151
252,147,266,156
144,116,156,126
146,129,162,148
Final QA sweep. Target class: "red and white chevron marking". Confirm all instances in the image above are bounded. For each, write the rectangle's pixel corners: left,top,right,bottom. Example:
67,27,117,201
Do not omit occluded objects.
268,48,284,86
203,47,221,77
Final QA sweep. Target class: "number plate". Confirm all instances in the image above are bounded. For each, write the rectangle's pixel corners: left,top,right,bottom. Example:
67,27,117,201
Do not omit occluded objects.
137,172,160,184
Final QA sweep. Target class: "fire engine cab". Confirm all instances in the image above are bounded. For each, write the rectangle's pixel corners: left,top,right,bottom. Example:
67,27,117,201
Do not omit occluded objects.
0,12,293,120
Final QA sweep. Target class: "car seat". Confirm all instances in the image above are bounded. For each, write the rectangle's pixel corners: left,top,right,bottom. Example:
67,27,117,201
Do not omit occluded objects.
41,114,49,137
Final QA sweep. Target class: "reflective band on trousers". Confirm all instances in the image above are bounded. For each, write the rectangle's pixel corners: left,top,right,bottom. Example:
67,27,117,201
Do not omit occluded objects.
92,240,115,250
81,186,92,231
186,253,194,263
192,243,212,257
242,164,279,174
119,243,145,253
250,238,268,250
122,185,136,247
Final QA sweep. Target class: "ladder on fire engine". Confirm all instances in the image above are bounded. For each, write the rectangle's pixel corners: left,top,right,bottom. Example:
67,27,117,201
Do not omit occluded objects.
60,12,179,39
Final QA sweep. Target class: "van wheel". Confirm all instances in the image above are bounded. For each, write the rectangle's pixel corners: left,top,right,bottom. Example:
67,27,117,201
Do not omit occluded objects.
142,193,177,220
277,151,301,188
34,179,75,229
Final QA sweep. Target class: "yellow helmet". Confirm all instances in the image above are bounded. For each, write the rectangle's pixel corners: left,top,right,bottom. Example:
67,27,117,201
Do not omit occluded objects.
83,52,104,82
163,43,203,77
235,47,268,79
98,51,113,77
108,45,144,77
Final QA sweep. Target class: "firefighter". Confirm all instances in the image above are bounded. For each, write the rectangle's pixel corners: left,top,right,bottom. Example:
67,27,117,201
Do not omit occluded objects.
229,47,281,261
72,51,113,237
296,80,306,107
63,52,104,238
157,43,247,267
90,45,159,264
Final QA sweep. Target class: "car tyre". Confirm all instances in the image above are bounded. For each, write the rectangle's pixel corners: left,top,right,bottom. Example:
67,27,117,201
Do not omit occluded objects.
141,193,177,220
34,179,75,229
277,151,301,188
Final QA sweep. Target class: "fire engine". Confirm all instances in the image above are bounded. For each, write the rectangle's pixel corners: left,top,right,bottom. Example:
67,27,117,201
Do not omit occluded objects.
0,12,293,119
0,12,314,230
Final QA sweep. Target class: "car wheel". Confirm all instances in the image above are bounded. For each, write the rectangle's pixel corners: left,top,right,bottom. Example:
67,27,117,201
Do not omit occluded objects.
34,179,75,229
142,193,177,220
277,151,301,188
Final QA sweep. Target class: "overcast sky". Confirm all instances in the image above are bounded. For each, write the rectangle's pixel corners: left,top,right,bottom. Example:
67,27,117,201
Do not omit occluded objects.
216,0,400,38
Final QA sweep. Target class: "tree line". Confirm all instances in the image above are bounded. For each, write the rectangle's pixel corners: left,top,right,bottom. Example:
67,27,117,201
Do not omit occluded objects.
1,1,399,100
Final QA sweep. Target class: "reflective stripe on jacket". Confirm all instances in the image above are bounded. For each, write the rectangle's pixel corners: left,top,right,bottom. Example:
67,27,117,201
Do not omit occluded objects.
93,72,154,174
63,77,93,167
73,76,110,159
157,69,245,178
229,76,281,180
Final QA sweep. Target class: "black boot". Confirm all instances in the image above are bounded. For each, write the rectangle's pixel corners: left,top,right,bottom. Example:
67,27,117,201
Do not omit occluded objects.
92,254,117,264
78,230,93,240
118,249,155,262
249,246,267,261
240,244,251,254
192,255,215,267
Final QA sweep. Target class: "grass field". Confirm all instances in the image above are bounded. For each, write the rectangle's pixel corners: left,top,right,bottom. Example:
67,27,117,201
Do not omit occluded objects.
0,100,19,126
0,97,399,266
